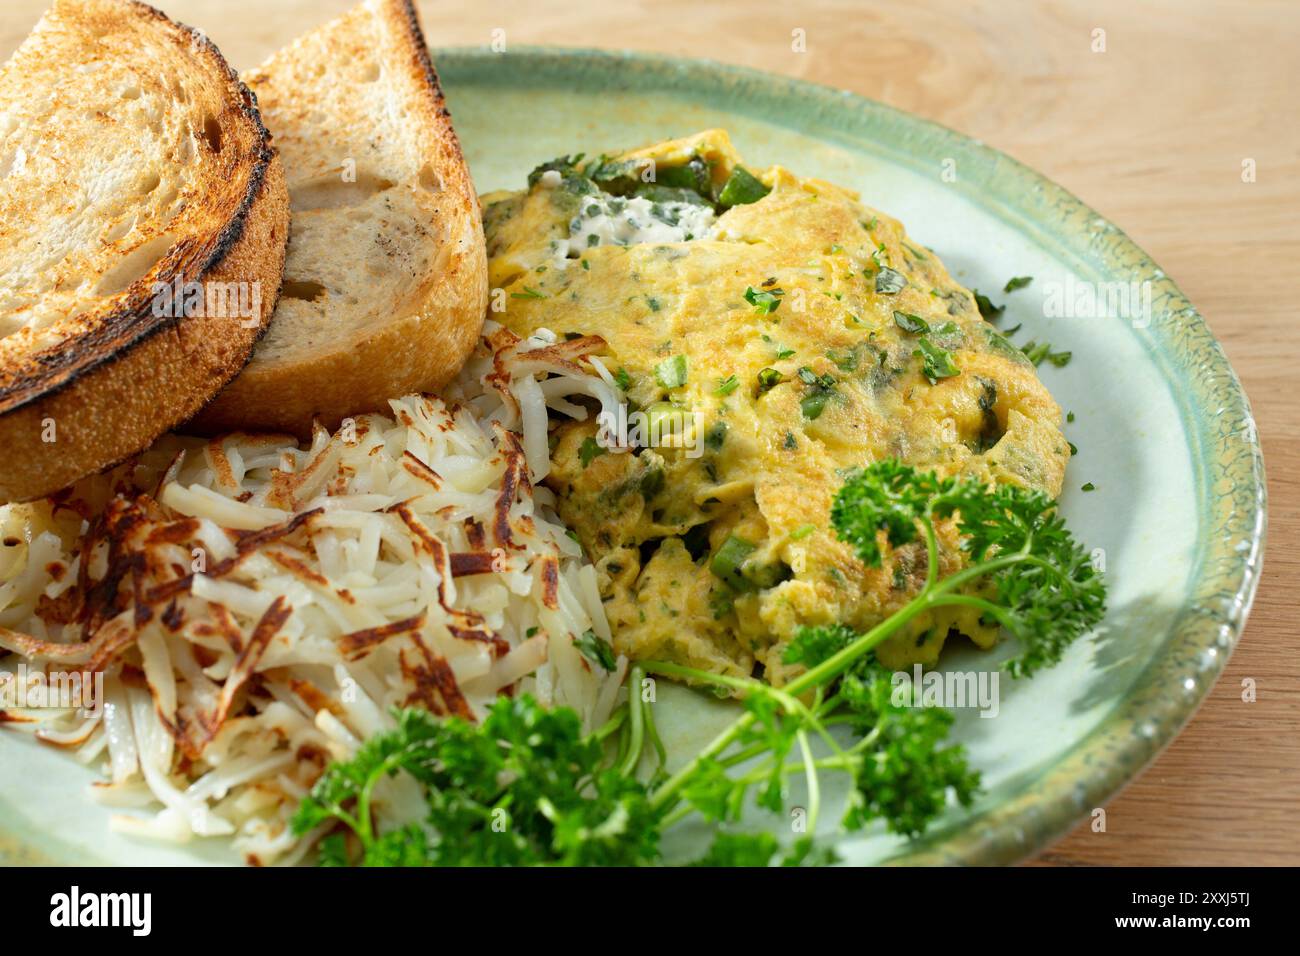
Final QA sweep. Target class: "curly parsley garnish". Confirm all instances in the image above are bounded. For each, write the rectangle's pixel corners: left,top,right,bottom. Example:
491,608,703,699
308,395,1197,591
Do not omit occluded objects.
295,698,658,866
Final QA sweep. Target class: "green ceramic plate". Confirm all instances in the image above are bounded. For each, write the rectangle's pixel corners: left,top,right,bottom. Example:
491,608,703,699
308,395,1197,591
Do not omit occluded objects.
0,48,1266,866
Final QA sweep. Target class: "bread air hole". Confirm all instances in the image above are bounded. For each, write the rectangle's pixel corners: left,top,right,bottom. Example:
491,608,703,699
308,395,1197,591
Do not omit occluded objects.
94,233,174,296
156,185,182,223
103,215,136,243
289,171,396,212
417,163,443,192
201,114,222,154
281,279,327,302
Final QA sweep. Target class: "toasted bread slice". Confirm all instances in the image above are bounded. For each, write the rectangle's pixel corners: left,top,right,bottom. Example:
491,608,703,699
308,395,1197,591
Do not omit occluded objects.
0,0,289,502
194,0,488,435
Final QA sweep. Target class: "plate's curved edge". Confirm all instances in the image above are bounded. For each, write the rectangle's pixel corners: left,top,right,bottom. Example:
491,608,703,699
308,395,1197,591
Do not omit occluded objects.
432,46,1267,864
0,47,1266,867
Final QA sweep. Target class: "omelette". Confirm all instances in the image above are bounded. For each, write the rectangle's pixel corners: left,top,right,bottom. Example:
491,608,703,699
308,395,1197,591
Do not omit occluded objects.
482,130,1069,685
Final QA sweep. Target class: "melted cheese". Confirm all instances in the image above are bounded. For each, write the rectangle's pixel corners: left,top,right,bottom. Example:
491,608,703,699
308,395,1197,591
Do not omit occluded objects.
564,194,717,255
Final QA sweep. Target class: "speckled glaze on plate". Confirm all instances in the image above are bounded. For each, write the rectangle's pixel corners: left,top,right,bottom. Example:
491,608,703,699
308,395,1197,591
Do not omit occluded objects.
0,48,1265,866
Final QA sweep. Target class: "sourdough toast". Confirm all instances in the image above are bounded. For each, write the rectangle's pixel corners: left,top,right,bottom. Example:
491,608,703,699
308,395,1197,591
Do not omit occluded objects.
0,0,289,501
194,0,488,435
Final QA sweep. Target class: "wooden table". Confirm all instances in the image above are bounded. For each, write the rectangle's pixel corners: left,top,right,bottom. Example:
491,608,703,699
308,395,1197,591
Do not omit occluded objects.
3,0,1295,865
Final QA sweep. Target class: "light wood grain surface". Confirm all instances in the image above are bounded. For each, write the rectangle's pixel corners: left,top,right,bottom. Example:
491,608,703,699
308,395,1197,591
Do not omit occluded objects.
2,0,1295,866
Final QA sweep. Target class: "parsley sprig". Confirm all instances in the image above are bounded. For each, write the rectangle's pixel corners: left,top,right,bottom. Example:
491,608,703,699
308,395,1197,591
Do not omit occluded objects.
829,460,1106,677
294,693,661,866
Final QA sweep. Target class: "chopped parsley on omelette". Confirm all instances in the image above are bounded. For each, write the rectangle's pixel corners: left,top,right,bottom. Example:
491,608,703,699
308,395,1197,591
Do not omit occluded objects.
482,130,1070,685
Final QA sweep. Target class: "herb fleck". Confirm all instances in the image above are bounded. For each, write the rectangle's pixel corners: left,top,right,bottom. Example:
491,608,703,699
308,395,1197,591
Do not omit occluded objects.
757,367,784,393
574,630,617,671
579,437,607,468
875,267,908,295
971,290,1004,321
744,285,785,315
893,311,930,334
714,374,739,397
655,354,689,389
914,338,960,384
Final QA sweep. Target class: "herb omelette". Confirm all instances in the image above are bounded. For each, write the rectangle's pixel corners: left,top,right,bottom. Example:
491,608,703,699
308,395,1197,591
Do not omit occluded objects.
482,130,1070,684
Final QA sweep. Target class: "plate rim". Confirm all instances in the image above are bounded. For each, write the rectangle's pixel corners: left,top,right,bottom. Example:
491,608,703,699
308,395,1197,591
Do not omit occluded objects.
0,45,1267,867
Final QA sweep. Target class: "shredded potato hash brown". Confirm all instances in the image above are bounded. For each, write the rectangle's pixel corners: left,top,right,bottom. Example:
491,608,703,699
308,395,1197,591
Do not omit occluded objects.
0,324,625,863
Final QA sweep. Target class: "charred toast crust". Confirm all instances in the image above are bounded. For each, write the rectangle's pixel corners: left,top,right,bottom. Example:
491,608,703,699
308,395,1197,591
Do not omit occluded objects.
394,0,455,126
0,1,278,415
0,159,288,502
0,0,290,500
